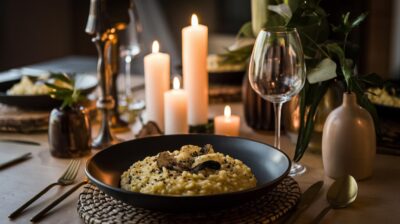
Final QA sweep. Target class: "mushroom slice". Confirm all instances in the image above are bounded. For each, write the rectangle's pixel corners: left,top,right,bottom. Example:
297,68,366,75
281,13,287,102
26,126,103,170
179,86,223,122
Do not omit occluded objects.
156,151,176,169
191,160,221,173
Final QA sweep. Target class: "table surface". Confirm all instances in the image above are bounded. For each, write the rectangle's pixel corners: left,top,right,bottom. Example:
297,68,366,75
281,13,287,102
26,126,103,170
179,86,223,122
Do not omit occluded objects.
1,57,400,223
0,103,399,224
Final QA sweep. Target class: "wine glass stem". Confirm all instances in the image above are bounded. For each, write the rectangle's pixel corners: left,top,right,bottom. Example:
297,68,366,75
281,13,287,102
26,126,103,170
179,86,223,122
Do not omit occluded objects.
273,102,283,149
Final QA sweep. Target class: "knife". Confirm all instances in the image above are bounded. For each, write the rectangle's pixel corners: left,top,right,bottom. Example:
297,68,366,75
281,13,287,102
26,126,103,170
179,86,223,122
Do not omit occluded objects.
0,152,32,169
0,139,41,146
284,181,324,224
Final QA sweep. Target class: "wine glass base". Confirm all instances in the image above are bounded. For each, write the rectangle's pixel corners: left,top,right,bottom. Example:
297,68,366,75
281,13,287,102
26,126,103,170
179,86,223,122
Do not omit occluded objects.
289,162,306,176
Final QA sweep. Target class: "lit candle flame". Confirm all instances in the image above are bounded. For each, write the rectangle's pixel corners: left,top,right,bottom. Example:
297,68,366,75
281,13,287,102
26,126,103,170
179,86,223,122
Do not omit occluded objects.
224,105,231,119
173,77,180,90
191,14,199,26
152,40,160,53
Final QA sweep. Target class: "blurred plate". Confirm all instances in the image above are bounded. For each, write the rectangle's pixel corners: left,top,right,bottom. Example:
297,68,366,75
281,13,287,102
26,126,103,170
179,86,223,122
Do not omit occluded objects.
0,74,97,110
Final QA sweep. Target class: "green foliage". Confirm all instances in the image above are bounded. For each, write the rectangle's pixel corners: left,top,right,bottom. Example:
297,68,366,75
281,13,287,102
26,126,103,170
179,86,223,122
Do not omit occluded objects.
45,73,84,110
237,22,254,38
294,81,330,162
220,45,254,65
265,10,287,27
332,12,368,35
220,0,382,161
324,43,352,90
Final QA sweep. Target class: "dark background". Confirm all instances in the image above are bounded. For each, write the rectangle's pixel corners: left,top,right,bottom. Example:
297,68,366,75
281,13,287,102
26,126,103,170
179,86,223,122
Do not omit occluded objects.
0,0,395,79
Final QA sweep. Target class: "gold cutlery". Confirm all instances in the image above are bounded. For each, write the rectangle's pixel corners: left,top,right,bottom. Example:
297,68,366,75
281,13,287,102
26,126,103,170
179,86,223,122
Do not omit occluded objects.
0,139,40,146
0,152,32,169
284,180,324,224
9,160,81,219
311,175,358,224
30,179,89,222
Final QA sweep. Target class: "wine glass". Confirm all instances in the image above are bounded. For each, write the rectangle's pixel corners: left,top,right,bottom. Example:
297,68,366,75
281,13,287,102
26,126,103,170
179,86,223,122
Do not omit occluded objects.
248,27,306,176
119,0,141,107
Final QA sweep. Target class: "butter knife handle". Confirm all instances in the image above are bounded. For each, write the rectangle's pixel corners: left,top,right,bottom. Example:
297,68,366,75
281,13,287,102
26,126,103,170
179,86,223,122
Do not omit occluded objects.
9,182,58,219
284,207,305,224
30,180,88,222
311,205,331,224
283,180,324,224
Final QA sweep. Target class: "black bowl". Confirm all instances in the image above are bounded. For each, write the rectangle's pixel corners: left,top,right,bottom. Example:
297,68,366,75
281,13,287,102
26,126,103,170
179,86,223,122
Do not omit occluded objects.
0,74,97,110
85,134,291,212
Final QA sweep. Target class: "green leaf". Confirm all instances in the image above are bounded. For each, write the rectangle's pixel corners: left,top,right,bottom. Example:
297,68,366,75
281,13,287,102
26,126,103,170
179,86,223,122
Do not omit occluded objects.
351,12,368,28
287,0,301,13
265,11,287,27
49,73,72,85
44,82,73,92
343,12,350,24
357,73,384,88
307,58,337,84
294,81,330,162
220,44,254,64
237,22,254,38
287,1,327,28
268,4,292,22
332,12,368,35
324,43,352,90
287,0,329,56
45,72,83,109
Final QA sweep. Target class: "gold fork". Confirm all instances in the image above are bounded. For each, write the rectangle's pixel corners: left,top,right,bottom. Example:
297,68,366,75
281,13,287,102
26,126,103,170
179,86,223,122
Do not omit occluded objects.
30,178,89,222
9,160,81,219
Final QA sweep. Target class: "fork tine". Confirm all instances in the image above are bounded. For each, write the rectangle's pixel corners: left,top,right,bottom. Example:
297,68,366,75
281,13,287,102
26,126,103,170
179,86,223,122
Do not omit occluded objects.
69,160,81,180
62,160,78,180
67,160,80,180
60,160,75,179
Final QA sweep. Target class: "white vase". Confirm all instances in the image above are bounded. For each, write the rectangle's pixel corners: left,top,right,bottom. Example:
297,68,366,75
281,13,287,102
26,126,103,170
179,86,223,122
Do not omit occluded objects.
322,92,376,180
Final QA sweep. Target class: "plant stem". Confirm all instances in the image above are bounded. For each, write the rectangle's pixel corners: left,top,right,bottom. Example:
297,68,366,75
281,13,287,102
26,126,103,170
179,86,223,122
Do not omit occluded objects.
343,33,349,92
343,33,349,56
301,32,331,58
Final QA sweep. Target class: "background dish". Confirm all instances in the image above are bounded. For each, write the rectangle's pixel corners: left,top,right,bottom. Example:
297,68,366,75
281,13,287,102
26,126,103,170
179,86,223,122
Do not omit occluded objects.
85,134,291,212
0,74,97,110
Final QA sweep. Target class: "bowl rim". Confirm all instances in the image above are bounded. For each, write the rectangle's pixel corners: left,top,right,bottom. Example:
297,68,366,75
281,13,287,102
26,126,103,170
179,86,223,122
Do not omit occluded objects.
85,134,291,198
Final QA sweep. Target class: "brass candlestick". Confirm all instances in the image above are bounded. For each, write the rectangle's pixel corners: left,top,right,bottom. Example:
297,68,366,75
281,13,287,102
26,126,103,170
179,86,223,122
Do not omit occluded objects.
109,29,129,132
85,0,130,149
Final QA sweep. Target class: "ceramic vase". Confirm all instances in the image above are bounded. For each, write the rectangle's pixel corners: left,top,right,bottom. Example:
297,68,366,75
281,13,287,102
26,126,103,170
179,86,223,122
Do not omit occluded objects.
49,106,91,158
322,92,376,180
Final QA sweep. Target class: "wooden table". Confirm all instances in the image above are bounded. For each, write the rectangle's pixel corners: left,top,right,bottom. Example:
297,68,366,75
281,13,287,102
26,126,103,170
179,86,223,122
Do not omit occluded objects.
0,55,399,223
0,103,399,224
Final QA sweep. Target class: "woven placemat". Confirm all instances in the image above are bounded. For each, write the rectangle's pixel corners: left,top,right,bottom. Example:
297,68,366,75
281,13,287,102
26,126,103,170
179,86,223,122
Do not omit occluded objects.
77,177,300,224
0,103,48,133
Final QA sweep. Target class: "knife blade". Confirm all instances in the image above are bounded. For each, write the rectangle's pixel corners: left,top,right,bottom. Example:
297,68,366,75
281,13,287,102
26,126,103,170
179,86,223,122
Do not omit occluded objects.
0,139,40,146
284,180,324,224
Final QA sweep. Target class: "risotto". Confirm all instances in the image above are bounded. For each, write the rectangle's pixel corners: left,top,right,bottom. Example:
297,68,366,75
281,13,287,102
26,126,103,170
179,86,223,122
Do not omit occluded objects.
120,144,257,196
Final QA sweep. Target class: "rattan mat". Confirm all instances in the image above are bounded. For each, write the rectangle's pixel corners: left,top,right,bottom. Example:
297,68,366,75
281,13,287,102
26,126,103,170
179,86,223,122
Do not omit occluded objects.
77,177,300,224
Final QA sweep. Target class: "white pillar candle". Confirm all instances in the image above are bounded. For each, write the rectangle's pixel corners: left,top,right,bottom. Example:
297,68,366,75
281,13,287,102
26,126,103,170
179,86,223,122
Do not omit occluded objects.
182,14,209,125
144,41,170,130
164,77,189,134
214,105,240,136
